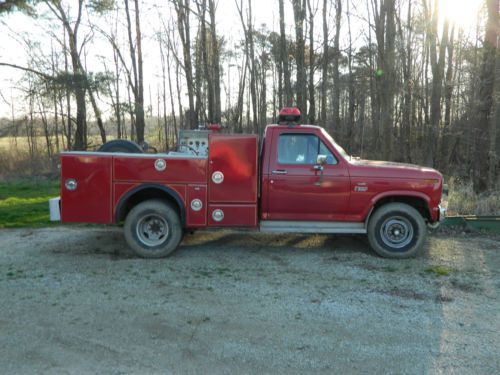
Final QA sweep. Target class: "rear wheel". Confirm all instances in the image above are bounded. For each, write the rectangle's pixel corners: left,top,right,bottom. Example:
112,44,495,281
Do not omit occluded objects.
124,199,182,258
367,203,427,258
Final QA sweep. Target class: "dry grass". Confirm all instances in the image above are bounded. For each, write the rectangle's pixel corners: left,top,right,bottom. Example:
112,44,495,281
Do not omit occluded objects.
446,178,500,216
0,137,58,179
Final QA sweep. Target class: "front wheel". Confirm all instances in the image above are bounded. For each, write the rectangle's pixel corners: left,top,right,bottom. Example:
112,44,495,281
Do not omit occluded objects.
367,203,427,259
124,199,182,258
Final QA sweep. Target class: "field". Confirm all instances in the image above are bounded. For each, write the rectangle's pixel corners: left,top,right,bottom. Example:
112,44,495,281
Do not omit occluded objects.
0,179,60,228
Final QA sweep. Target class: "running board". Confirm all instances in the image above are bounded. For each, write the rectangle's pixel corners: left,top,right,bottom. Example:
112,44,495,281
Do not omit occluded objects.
259,221,366,234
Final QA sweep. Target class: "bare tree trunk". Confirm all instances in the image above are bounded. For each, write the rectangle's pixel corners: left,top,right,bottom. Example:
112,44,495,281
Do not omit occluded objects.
134,0,145,142
292,0,307,122
197,0,214,122
63,28,72,150
332,0,342,133
234,57,247,132
489,43,500,187
51,0,86,150
345,0,355,151
397,0,413,162
50,41,60,153
175,62,184,130
442,24,455,170
306,0,316,124
473,0,499,192
159,34,168,149
124,0,145,142
166,32,179,146
373,0,396,160
235,0,258,133
320,0,329,127
259,55,268,130
248,1,258,133
173,0,197,129
279,0,292,106
209,0,221,123
427,0,450,167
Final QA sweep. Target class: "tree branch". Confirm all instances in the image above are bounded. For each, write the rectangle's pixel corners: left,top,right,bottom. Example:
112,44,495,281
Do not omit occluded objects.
0,62,53,80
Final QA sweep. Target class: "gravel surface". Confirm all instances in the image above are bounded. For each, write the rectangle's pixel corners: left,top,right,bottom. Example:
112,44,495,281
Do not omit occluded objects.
0,227,498,374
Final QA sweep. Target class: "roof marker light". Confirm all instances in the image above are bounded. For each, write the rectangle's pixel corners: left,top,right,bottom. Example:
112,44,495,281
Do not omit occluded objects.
278,107,301,125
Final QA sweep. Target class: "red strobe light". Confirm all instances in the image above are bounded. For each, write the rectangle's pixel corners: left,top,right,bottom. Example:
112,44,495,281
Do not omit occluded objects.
207,123,222,132
278,107,301,124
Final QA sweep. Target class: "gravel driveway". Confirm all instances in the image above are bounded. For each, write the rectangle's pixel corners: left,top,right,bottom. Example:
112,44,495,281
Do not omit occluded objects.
0,227,498,374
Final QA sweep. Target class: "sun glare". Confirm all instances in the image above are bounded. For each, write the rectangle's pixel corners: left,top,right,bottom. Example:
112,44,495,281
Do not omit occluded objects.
439,0,483,30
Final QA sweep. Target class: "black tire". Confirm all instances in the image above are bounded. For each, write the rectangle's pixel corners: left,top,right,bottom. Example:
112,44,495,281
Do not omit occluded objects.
367,203,427,259
124,199,182,258
98,139,143,153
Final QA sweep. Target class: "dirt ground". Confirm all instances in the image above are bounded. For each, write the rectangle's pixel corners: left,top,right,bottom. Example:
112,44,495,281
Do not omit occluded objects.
0,227,498,374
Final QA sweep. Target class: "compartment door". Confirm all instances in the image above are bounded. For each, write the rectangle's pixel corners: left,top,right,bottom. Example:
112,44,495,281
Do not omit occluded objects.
208,135,258,203
60,154,113,224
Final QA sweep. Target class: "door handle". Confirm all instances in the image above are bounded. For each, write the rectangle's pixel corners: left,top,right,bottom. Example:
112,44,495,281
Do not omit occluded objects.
272,170,288,175
313,165,324,186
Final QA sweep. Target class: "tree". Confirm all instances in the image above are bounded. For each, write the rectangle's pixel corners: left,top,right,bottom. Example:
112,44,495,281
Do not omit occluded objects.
473,0,499,192
424,0,451,167
372,0,396,160
306,0,316,124
172,0,197,129
320,0,329,127
44,0,110,149
0,0,38,15
235,0,258,133
279,0,292,106
332,0,342,133
208,0,221,123
124,0,145,143
292,0,307,121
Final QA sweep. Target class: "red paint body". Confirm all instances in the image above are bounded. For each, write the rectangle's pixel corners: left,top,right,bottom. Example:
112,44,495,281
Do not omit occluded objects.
59,124,443,228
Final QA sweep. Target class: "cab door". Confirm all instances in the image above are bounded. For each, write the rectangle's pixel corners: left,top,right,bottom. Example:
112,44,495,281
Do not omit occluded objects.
266,129,351,221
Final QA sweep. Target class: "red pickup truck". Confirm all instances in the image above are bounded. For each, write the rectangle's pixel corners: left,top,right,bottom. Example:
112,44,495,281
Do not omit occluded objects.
50,108,445,259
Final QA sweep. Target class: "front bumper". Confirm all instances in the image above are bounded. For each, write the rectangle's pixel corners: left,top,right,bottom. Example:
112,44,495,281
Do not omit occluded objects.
439,205,446,222
49,197,61,221
429,205,446,228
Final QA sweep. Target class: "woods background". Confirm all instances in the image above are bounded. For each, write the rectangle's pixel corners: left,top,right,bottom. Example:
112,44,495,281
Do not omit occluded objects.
0,0,498,194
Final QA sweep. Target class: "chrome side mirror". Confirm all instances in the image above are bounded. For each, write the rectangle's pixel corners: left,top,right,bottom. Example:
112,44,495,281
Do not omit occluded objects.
316,154,327,165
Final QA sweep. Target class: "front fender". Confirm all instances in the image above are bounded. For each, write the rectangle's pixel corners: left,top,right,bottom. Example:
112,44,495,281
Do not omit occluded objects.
361,190,433,222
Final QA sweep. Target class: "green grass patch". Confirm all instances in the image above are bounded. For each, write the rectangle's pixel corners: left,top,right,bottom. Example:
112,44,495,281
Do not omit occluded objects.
424,265,453,277
0,179,60,228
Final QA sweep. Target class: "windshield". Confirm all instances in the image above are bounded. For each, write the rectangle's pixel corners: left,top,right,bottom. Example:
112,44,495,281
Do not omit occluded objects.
321,128,350,160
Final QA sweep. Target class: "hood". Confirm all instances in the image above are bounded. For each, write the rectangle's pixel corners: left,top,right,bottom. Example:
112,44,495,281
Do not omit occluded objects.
349,159,442,180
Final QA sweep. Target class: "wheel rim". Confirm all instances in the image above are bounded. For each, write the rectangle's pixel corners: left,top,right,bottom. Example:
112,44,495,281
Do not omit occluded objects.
379,216,414,250
136,214,169,247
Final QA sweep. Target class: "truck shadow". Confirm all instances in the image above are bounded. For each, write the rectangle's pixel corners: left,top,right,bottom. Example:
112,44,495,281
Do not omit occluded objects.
48,228,375,260
180,231,373,257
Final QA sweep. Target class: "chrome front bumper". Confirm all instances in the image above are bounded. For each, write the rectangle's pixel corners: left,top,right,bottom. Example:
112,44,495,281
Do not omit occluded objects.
439,205,446,222
49,197,61,221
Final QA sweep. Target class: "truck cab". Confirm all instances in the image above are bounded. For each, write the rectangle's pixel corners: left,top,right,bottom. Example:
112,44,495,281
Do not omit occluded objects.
51,108,446,259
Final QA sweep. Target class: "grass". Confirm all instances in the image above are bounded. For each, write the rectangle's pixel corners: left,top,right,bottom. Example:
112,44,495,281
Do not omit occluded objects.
424,265,453,277
446,178,500,216
0,179,60,228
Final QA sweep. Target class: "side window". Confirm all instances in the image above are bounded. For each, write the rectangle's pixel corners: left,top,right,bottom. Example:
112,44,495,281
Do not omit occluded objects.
319,140,337,165
278,134,337,165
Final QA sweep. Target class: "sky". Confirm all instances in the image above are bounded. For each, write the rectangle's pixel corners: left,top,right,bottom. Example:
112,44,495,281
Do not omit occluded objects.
0,0,295,119
0,0,484,120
